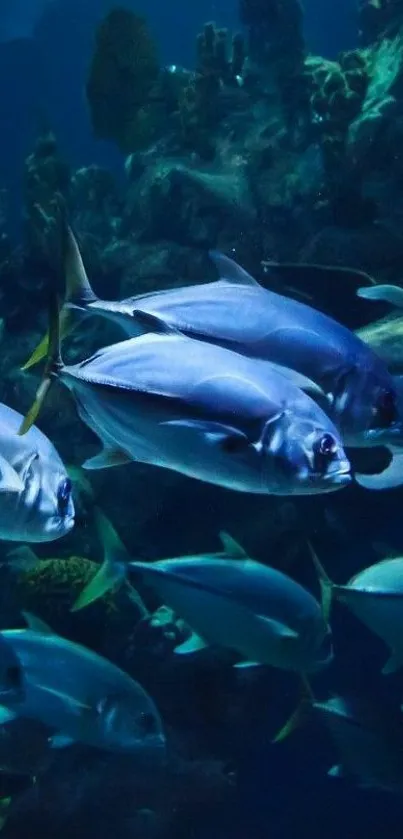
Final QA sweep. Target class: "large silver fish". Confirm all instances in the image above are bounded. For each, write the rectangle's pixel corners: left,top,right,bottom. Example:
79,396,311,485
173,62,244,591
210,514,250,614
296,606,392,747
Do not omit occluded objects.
0,403,74,542
128,533,333,674
21,297,351,497
24,226,401,489
0,613,165,755
311,546,403,677
313,695,403,794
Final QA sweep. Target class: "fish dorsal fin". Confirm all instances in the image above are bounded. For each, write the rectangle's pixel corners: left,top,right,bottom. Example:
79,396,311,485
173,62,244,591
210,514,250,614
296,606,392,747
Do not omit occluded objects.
63,223,98,307
21,611,54,635
209,251,260,287
219,531,248,559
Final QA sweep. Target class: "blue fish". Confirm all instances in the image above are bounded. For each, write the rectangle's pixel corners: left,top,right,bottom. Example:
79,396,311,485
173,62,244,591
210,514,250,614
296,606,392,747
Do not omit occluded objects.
24,226,401,489
21,296,351,497
0,613,165,755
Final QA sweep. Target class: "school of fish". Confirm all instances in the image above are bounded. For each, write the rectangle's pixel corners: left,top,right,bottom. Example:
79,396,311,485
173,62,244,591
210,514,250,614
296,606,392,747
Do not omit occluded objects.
0,217,402,802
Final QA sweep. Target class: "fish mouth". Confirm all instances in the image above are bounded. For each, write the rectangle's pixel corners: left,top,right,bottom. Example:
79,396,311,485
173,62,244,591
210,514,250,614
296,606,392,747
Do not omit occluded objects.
320,462,352,486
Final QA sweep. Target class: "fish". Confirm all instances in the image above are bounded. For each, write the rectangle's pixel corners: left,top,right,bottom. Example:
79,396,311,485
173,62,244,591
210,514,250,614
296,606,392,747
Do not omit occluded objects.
128,532,333,674
0,403,74,542
20,295,351,497
313,694,403,794
23,225,401,490
0,613,165,755
310,545,403,676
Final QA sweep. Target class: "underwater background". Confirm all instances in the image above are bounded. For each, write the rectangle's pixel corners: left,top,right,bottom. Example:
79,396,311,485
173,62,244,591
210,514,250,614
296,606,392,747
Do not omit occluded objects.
0,0,403,836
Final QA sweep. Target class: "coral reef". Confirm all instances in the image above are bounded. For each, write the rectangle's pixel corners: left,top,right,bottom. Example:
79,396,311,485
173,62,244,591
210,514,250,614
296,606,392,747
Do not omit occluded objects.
86,9,161,154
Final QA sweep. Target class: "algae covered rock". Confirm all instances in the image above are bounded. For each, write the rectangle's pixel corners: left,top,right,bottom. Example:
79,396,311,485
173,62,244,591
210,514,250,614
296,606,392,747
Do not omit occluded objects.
13,556,145,658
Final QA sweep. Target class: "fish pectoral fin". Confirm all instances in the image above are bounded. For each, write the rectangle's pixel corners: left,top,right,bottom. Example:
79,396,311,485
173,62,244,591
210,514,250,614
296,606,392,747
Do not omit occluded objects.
6,546,39,571
82,447,132,470
130,310,180,335
161,419,251,452
0,457,24,495
357,284,403,308
174,632,209,654
233,661,261,669
257,616,299,640
356,448,403,490
39,686,92,715
0,707,17,726
266,363,326,400
49,733,76,749
382,650,401,675
208,251,260,287
21,611,55,635
218,531,248,559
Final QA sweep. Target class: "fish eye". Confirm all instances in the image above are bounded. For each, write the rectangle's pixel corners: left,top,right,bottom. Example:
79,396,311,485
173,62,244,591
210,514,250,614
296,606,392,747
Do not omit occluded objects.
375,389,398,428
137,711,157,735
313,433,337,473
57,477,72,517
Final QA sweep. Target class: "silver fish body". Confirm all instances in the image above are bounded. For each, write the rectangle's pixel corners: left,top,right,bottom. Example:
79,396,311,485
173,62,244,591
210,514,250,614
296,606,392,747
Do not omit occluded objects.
59,331,351,495
0,627,165,755
335,558,403,674
314,695,403,793
67,250,400,449
0,403,74,542
130,555,333,673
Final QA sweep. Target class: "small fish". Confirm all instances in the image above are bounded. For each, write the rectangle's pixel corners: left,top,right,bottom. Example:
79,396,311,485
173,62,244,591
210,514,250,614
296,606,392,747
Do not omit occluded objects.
310,545,403,676
314,694,403,794
128,533,333,674
0,403,74,542
23,224,400,489
20,295,351,497
0,613,165,755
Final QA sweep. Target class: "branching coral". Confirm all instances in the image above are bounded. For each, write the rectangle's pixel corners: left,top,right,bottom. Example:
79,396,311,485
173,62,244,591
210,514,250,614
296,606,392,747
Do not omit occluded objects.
179,22,246,159
86,8,161,154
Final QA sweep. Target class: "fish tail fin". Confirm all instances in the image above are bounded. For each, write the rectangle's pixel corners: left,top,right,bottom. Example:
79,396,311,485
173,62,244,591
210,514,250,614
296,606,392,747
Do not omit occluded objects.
307,542,334,623
21,214,94,371
18,293,63,435
272,676,313,743
0,796,12,832
71,509,130,612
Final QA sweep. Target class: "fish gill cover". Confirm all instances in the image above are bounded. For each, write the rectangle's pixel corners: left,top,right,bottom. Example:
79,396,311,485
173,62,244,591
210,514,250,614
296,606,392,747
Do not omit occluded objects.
0,0,403,837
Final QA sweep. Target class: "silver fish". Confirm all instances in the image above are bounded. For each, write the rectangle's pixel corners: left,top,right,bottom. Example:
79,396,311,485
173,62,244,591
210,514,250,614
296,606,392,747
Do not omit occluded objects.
314,695,403,794
24,226,400,490
128,533,333,674
22,297,351,497
0,403,74,542
0,613,165,755
311,546,403,676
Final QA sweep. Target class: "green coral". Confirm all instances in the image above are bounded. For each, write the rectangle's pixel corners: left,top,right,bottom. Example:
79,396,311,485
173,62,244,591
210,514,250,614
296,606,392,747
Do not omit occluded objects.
86,8,161,154
13,557,141,655
307,50,369,179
